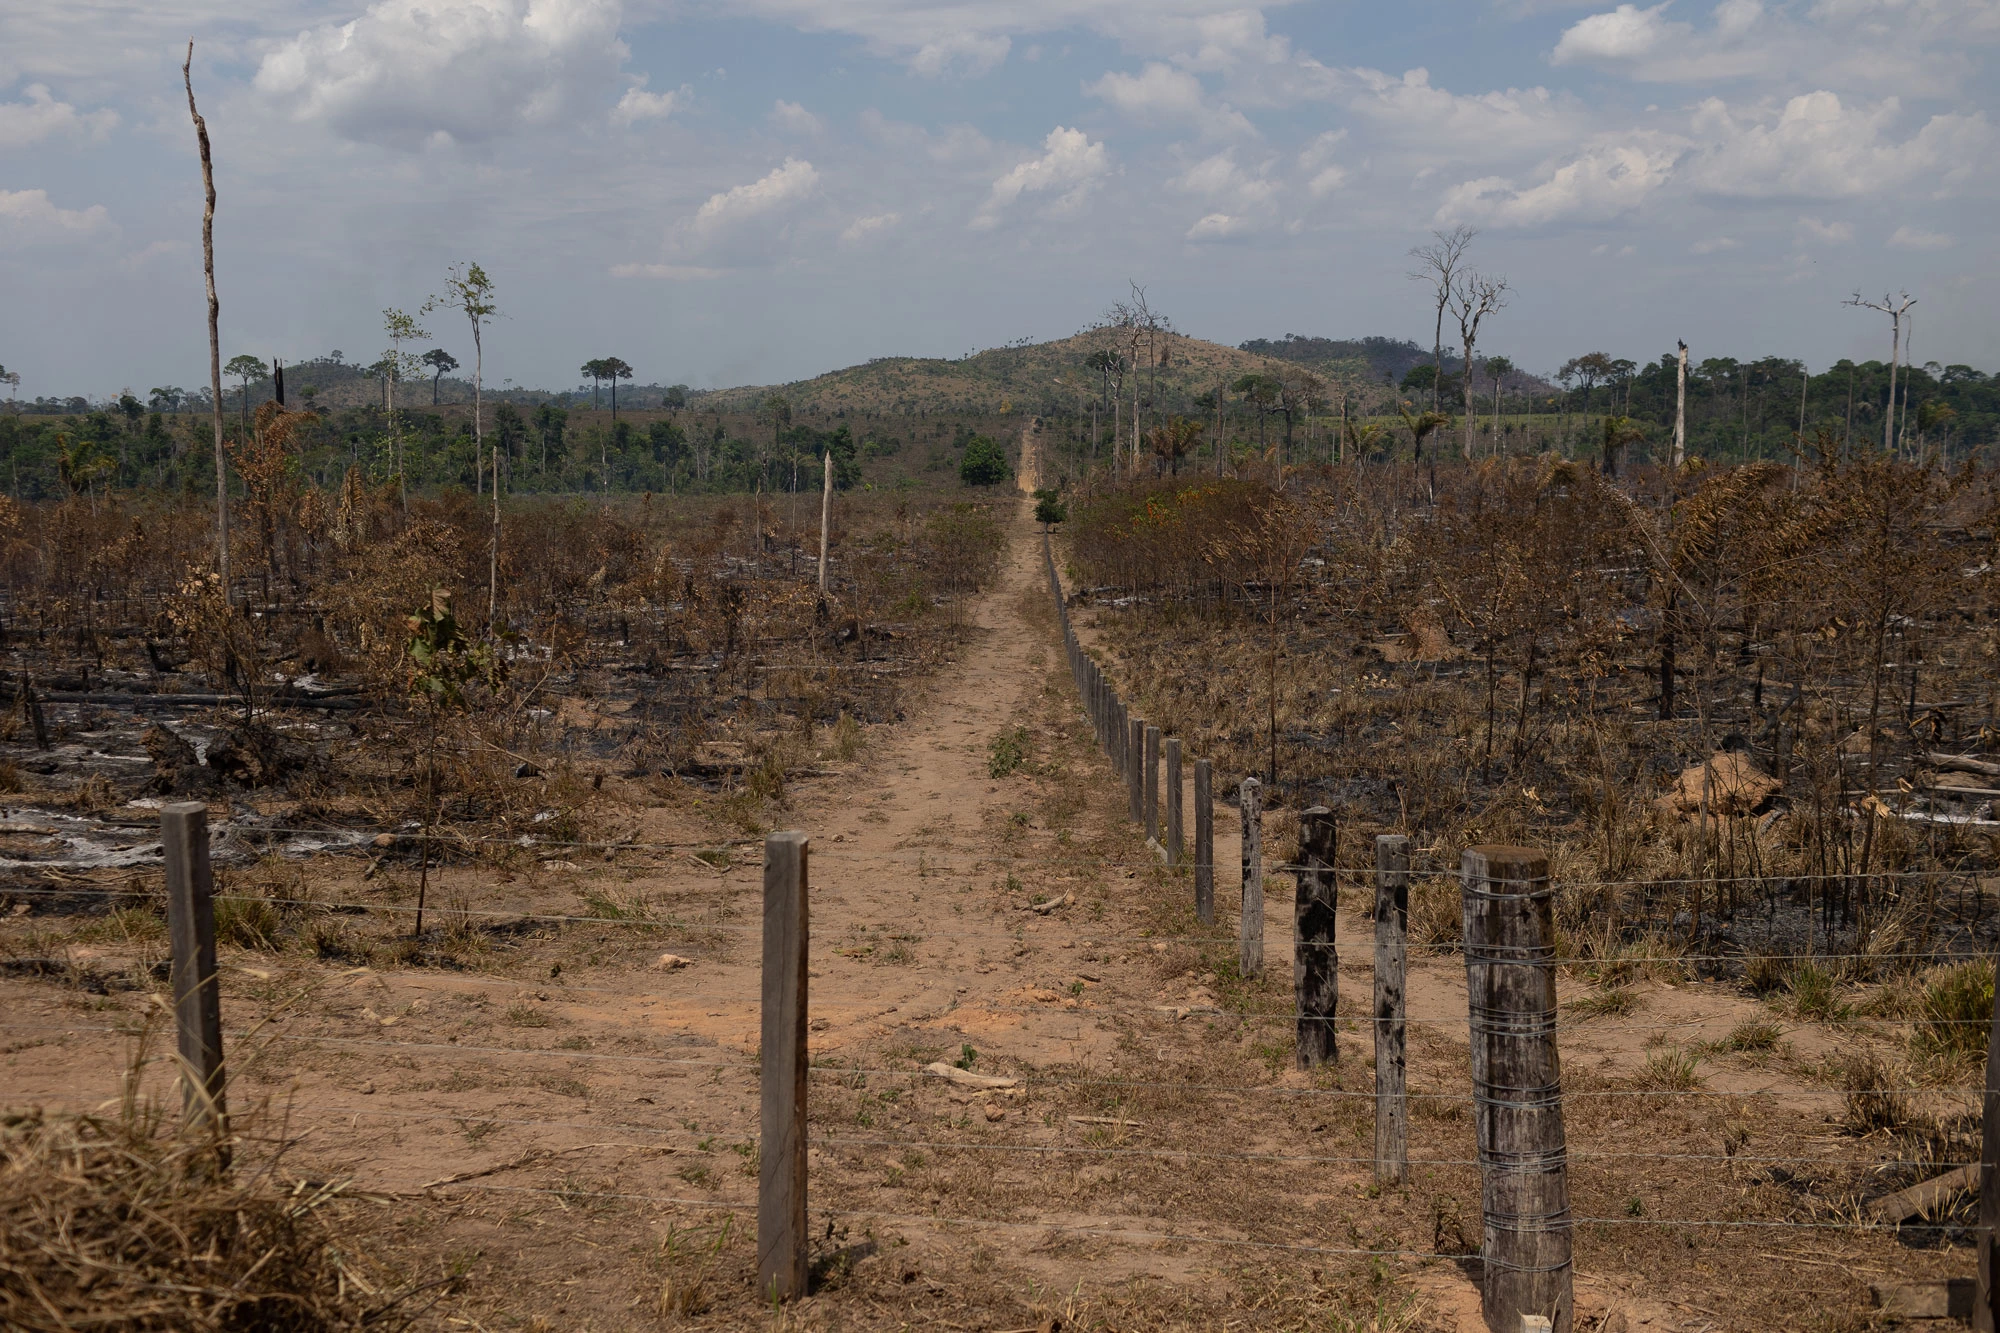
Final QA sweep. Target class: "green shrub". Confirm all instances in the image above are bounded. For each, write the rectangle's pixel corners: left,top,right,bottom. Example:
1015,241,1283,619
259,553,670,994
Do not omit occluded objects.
959,435,1010,487
987,726,1030,778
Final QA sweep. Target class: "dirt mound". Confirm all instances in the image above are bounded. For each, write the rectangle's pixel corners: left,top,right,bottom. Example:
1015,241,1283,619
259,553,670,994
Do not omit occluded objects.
1657,749,1781,818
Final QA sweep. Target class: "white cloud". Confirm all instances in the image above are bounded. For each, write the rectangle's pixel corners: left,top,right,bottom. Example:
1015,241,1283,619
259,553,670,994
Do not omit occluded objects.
1551,3,1675,63
1690,235,1739,253
911,32,1010,78
840,212,900,243
1888,224,1954,249
692,158,819,231
1685,92,1993,198
0,188,113,245
769,100,826,136
1437,87,1994,228
1185,212,1244,240
1346,68,1584,156
1085,62,1253,137
1438,135,1682,227
254,0,627,149
972,125,1109,228
1796,216,1855,243
613,79,689,125
0,84,116,148
1298,129,1349,196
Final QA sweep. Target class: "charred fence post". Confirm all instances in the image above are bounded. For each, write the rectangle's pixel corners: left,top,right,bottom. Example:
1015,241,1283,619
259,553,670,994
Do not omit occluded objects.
1979,947,2000,1331
1164,737,1183,868
1460,846,1571,1333
1194,759,1215,926
1294,806,1337,1067
1144,724,1161,843
1374,834,1410,1185
162,801,229,1166
1239,777,1263,979
759,831,810,1302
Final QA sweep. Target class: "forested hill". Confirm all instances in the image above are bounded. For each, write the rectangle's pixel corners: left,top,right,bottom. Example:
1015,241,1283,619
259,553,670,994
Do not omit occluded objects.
689,331,1280,417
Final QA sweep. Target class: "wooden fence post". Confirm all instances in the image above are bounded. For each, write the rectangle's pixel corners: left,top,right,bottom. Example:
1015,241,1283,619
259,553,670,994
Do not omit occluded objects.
1144,725,1161,842
1128,717,1145,823
1461,846,1571,1333
1194,759,1214,926
1239,777,1263,978
1294,806,1337,1067
1374,834,1410,1185
759,830,810,1302
1978,947,2000,1332
1164,738,1183,868
162,802,228,1161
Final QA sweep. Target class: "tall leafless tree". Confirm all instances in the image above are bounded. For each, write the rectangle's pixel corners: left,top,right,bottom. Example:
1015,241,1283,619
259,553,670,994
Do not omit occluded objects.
1448,268,1509,461
1844,291,1915,454
183,44,228,601
1408,225,1476,412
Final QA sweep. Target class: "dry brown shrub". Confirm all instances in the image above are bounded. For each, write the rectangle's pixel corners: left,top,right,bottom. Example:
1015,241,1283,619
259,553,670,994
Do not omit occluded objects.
0,1105,405,1331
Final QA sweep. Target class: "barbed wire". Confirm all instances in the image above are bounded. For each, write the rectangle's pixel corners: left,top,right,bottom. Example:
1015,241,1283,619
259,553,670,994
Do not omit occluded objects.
12,1022,1987,1104
4,881,1994,967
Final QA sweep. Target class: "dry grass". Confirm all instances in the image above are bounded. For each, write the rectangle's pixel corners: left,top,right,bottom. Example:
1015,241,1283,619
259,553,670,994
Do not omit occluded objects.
0,1100,420,1331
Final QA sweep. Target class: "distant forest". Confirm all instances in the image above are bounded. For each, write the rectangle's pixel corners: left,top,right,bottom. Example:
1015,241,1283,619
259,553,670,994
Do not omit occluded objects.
2,333,1995,500
1239,333,1999,463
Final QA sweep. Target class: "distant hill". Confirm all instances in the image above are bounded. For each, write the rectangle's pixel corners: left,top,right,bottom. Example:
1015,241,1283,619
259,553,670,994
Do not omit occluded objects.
136,329,1545,422
1240,334,1551,396
688,330,1299,418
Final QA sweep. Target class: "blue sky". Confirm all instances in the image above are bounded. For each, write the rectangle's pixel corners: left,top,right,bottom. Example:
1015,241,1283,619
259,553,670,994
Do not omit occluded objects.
1,0,1994,399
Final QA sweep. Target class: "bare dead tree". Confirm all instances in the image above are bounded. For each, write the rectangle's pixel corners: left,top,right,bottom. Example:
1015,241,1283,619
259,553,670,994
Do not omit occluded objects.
183,44,229,601
1673,340,1688,468
1408,226,1476,412
1843,291,1915,455
1448,268,1509,461
1105,283,1164,475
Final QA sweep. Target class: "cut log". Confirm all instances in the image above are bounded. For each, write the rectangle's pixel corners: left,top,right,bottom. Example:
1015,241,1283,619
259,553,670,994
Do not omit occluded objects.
1871,1279,1974,1320
1867,1163,1978,1222
1930,752,2000,778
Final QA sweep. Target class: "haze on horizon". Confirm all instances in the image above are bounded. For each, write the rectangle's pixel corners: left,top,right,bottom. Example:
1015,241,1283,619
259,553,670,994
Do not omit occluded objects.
2,0,1995,401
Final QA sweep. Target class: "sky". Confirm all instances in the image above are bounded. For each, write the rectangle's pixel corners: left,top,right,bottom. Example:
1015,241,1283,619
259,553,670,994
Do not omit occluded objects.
1,0,1995,399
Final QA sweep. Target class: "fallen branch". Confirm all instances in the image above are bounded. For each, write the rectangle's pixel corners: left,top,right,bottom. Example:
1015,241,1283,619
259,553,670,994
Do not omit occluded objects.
1865,1163,1978,1223
417,1142,626,1192
1927,751,2000,778
923,1062,1017,1090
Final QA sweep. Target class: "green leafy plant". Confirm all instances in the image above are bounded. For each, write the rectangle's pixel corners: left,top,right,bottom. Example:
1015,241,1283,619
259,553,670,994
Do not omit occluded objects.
987,726,1030,778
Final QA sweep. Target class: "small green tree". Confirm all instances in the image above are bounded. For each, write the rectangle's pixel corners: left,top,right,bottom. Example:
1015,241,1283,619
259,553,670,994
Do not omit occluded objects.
1034,488,1067,526
422,348,458,405
405,589,505,937
603,356,634,420
223,354,265,432
960,434,1010,486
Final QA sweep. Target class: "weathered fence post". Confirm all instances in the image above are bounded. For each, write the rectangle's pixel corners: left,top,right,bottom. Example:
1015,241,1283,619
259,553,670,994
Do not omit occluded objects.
162,802,228,1162
1294,806,1337,1067
1143,724,1161,843
1164,738,1183,868
1979,947,2000,1331
1194,759,1214,926
1461,846,1571,1333
1374,834,1410,1185
1128,717,1145,823
1239,777,1263,978
759,831,810,1302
